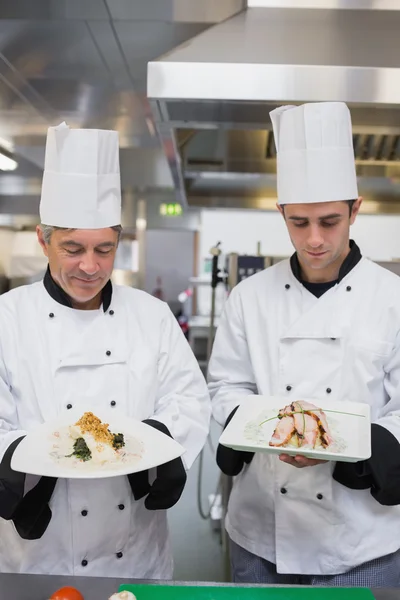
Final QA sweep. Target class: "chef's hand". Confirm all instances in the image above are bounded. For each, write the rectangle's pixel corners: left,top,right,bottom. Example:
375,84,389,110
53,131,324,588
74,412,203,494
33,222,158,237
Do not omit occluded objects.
279,454,327,468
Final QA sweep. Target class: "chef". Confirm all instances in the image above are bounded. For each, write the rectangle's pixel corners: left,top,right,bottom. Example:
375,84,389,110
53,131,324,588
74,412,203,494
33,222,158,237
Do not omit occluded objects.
0,123,211,577
208,102,400,586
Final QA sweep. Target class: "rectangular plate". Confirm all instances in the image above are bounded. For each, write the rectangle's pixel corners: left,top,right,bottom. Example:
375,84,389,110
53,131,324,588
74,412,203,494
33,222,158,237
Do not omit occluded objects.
219,396,371,463
11,407,185,479
119,584,375,599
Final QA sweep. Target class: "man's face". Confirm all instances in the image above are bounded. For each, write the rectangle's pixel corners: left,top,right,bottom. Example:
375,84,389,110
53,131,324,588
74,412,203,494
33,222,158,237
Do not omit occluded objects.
37,227,119,308
279,199,362,281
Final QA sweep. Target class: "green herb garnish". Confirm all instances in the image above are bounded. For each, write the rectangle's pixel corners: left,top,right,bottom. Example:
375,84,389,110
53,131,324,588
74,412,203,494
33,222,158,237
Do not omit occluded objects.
66,437,92,462
259,407,365,427
112,433,125,450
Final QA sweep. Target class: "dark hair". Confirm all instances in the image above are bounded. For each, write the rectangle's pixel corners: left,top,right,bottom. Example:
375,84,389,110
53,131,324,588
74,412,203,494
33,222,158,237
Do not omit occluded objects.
281,200,357,216
346,199,356,215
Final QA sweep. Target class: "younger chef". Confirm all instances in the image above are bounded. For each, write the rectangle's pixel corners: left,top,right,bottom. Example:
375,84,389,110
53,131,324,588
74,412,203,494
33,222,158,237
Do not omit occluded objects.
0,123,211,578
209,102,400,587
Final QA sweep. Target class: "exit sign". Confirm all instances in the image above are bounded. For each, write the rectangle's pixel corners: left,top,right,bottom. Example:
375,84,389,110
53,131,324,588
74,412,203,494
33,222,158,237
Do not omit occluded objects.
160,203,183,216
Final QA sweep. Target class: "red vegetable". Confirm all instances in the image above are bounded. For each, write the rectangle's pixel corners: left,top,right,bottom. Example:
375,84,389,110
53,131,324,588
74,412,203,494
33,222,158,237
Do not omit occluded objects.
50,586,84,600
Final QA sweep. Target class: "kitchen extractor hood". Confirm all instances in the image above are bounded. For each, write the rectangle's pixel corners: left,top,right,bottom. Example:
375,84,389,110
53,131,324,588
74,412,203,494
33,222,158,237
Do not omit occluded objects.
147,0,400,213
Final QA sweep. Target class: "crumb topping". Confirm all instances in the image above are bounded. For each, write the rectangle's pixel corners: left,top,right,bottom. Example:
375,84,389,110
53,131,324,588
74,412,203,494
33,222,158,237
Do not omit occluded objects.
75,412,113,445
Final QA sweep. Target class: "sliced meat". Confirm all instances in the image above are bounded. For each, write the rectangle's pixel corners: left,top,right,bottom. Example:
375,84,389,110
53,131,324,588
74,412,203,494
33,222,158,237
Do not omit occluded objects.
278,404,293,418
298,413,319,448
291,400,334,447
269,415,295,447
292,400,319,412
314,412,333,447
292,411,306,437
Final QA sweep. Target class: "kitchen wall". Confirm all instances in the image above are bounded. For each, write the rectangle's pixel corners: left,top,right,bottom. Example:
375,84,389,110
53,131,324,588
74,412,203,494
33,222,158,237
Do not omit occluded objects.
145,229,195,311
200,209,400,266
0,229,15,276
146,195,201,231
196,208,400,316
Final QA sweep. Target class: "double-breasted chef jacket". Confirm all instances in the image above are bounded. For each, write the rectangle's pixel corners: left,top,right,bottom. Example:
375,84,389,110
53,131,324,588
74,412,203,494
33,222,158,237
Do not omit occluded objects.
0,268,211,577
208,241,400,576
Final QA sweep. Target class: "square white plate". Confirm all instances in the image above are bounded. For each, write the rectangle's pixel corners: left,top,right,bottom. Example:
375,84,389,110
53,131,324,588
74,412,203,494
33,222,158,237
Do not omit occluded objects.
219,396,371,463
11,408,185,479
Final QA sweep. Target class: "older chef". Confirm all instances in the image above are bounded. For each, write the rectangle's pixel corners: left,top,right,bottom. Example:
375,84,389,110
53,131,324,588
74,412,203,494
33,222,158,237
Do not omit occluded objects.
208,102,400,587
0,123,210,577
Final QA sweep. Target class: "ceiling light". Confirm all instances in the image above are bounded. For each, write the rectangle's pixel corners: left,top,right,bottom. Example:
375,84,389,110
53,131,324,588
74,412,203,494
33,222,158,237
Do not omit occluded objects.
197,172,261,181
0,153,17,171
0,137,13,152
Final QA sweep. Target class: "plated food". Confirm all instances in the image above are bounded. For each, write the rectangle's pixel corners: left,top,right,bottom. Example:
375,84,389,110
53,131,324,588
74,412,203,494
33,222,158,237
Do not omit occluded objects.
218,395,371,463
50,411,144,470
269,400,334,450
11,408,185,479
67,412,126,464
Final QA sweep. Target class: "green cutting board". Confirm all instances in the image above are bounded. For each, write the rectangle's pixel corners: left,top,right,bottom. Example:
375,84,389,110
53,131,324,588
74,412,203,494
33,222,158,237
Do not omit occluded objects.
118,584,375,599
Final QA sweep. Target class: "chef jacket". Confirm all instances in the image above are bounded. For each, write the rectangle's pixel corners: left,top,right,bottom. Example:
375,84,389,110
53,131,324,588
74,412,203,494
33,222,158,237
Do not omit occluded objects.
0,269,210,577
208,242,400,575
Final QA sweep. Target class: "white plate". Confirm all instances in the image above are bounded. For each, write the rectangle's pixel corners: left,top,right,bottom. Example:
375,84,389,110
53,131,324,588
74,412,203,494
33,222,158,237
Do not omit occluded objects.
219,396,371,463
11,408,185,479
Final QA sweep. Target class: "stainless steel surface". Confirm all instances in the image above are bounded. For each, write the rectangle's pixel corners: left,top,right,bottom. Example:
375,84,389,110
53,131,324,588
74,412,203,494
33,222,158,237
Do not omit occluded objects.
0,574,398,599
0,0,245,226
148,8,400,101
148,4,400,211
248,0,398,8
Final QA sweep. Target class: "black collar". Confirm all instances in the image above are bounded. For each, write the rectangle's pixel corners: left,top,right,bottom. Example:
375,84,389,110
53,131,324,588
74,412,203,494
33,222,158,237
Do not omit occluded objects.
43,266,112,312
290,240,362,287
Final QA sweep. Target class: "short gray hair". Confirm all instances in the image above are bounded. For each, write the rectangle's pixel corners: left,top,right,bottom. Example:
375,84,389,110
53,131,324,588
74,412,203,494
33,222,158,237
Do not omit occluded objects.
40,224,122,245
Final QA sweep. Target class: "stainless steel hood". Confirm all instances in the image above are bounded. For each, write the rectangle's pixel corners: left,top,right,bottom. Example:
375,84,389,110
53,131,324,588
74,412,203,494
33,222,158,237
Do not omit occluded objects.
147,0,400,213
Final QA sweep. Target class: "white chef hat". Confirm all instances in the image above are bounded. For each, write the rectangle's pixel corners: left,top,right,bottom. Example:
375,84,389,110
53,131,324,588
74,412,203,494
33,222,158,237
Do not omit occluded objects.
270,102,358,205
40,122,121,228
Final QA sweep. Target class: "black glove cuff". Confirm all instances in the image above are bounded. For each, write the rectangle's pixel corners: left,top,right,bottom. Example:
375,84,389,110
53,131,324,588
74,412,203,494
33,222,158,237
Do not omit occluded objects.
12,476,57,540
216,406,254,476
128,418,187,510
0,437,26,520
333,424,400,506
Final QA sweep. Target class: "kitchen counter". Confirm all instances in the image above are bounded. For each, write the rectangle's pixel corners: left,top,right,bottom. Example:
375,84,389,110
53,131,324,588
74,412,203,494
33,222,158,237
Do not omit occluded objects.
0,574,399,600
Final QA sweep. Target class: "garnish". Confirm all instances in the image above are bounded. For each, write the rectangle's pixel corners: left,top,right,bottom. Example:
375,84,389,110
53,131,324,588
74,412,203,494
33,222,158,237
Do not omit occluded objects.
66,437,92,462
260,407,365,427
112,433,125,450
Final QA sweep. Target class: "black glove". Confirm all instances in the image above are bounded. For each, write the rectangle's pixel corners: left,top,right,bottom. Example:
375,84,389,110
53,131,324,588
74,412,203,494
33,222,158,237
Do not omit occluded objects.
333,423,400,506
216,406,254,476
0,437,57,539
12,475,58,539
127,419,187,510
0,437,26,519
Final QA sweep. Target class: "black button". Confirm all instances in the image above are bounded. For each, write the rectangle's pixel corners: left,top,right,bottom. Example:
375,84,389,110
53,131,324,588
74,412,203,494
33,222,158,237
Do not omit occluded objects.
286,385,292,392
326,388,332,394
111,400,116,407
109,310,114,316
285,284,290,290
81,510,88,517
106,350,111,356
280,487,287,494
49,312,55,319
331,338,336,341
118,504,125,511
66,404,73,410
81,559,88,567
346,286,352,292
317,493,323,500
116,552,123,559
